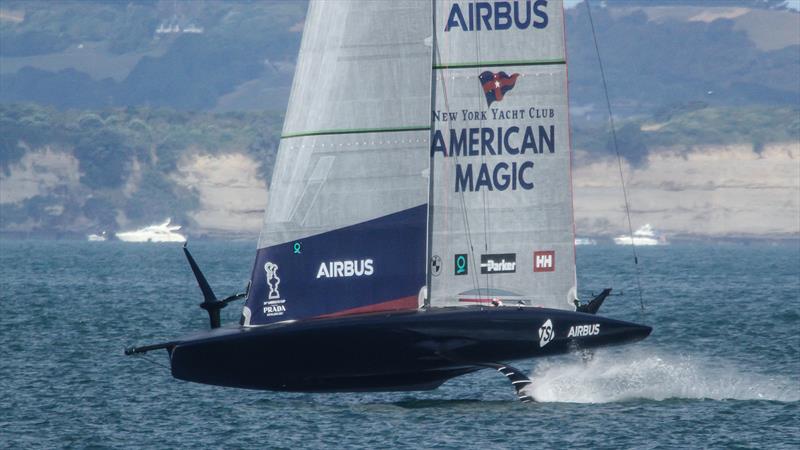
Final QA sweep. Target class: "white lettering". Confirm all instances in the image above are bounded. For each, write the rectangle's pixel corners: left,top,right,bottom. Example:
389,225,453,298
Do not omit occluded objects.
316,259,375,279
567,324,601,338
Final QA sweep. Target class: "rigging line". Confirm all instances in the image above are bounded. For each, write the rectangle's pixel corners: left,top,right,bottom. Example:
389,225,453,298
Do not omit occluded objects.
135,353,171,370
585,0,645,312
435,14,482,296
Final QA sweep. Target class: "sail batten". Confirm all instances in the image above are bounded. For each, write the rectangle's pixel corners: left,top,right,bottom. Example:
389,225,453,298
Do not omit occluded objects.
281,126,431,139
433,59,565,69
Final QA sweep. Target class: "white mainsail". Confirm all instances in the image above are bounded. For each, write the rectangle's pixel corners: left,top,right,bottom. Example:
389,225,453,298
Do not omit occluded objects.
427,0,577,309
244,1,433,324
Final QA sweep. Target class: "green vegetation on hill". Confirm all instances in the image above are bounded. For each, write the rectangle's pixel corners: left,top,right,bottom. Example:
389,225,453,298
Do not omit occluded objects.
572,105,800,165
0,103,283,233
2,102,796,236
1,0,307,110
2,1,797,114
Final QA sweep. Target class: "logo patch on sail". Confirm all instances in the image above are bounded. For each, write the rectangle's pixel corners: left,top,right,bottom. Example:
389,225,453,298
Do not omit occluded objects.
479,71,519,106
538,319,554,347
263,262,286,317
480,253,516,274
533,250,555,272
454,254,468,275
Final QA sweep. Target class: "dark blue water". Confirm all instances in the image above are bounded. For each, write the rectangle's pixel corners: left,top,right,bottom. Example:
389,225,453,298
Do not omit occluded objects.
2,240,798,448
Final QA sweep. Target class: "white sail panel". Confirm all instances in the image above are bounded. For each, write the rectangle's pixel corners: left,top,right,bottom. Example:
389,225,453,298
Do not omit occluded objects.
428,0,577,310
258,0,432,248
244,1,432,325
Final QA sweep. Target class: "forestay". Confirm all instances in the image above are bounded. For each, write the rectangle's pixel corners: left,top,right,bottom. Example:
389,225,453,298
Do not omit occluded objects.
427,0,577,310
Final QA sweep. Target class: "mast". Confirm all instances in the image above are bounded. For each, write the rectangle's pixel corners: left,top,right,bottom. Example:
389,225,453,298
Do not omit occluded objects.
424,0,438,308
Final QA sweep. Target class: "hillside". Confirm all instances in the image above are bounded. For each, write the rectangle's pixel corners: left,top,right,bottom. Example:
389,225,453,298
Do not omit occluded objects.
1,103,797,239
1,1,798,115
0,1,798,239
0,104,281,237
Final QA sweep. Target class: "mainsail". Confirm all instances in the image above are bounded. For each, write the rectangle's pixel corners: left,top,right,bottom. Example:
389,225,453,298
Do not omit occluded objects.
242,1,432,325
427,0,577,310
243,0,576,326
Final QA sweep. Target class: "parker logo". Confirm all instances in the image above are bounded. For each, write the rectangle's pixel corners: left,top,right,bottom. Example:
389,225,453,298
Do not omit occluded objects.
263,262,286,317
454,254,468,276
567,324,600,338
538,319,554,347
316,259,374,279
480,253,516,274
533,250,555,272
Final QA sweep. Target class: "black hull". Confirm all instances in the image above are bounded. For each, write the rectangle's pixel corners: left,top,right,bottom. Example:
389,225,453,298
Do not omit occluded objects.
166,307,650,392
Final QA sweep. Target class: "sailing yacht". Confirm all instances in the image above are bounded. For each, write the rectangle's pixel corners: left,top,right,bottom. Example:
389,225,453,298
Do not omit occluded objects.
127,0,650,401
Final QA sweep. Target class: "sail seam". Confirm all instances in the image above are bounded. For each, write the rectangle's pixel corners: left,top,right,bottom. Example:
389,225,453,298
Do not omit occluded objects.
282,126,430,139
433,59,565,69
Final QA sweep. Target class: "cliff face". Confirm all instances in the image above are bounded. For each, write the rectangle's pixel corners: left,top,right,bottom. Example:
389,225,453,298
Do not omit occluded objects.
572,142,800,239
2,137,798,240
0,106,279,238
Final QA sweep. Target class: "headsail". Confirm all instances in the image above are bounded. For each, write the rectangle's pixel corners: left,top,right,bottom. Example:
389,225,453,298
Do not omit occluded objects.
427,0,577,309
243,1,432,325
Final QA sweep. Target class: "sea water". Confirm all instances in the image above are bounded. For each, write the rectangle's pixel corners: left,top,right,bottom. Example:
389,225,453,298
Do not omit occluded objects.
1,240,798,448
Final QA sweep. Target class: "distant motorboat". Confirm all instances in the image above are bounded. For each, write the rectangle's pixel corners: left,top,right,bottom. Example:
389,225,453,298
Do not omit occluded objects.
87,231,107,242
575,237,596,246
115,219,186,243
614,224,667,246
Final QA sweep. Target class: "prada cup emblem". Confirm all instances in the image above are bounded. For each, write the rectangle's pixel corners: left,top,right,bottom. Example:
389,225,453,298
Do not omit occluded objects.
264,262,280,299
538,319,554,348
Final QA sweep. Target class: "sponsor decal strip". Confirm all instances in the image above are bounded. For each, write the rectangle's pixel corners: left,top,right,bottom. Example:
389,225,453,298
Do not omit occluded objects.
281,126,430,139
314,295,418,319
433,59,565,70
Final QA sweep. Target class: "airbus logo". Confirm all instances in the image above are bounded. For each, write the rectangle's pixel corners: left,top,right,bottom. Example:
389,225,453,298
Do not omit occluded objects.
316,259,374,279
567,324,600,338
445,0,550,32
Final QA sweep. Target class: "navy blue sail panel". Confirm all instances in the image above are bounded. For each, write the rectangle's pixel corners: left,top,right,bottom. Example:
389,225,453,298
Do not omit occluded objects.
243,205,427,326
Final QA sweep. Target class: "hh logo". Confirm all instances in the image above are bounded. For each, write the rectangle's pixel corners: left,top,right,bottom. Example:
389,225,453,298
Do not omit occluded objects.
533,251,555,272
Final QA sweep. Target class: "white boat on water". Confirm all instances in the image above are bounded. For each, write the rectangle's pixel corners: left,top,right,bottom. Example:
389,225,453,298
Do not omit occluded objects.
614,224,666,246
87,231,107,242
575,237,597,246
116,218,186,243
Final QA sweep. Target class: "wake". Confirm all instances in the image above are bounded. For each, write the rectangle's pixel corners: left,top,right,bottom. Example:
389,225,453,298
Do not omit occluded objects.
525,350,799,403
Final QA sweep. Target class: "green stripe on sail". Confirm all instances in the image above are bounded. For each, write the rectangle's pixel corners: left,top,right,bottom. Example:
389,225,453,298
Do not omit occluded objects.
434,59,566,69
282,126,430,139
